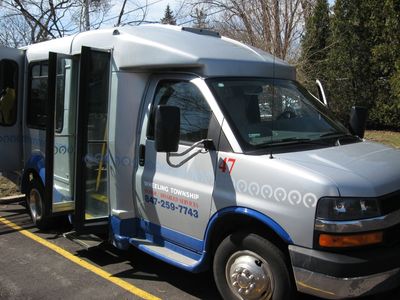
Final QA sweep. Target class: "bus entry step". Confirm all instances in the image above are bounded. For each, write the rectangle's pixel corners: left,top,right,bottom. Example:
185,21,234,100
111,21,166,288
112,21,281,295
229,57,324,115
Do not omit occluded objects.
63,231,105,250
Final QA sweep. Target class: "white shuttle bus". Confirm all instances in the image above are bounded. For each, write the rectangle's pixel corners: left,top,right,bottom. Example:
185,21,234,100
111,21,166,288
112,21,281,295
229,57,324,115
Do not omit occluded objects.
1,25,400,300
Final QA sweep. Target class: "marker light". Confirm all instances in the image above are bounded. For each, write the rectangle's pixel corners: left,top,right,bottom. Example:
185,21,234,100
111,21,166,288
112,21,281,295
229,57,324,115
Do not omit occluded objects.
319,232,383,248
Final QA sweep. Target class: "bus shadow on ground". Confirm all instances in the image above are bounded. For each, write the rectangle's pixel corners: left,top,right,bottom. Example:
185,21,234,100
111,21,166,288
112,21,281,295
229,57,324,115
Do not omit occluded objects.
77,244,221,299
1,203,399,300
0,203,72,237
0,205,37,236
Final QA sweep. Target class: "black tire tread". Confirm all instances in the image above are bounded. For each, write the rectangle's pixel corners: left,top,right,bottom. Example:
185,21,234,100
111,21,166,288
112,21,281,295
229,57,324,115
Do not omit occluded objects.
26,176,52,230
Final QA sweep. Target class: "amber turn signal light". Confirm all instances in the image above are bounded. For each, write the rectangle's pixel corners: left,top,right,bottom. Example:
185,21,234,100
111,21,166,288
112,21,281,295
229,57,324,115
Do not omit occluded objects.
319,231,383,248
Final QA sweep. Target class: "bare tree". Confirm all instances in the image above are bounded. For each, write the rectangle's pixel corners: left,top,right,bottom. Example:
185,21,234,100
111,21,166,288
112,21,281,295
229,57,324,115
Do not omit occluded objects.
116,0,129,27
191,7,210,29
114,0,152,27
188,0,313,60
1,0,77,43
0,13,31,47
77,0,111,31
0,0,93,45
0,0,152,47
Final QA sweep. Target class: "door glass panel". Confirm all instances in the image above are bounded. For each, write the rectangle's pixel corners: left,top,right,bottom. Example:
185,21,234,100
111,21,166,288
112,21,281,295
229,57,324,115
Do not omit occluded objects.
0,60,18,126
28,62,48,128
83,51,110,220
148,81,212,143
154,81,211,143
0,48,24,173
52,57,77,212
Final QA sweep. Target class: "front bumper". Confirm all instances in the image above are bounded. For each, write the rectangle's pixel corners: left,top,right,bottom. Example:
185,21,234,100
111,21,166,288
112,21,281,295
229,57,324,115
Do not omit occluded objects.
289,245,400,299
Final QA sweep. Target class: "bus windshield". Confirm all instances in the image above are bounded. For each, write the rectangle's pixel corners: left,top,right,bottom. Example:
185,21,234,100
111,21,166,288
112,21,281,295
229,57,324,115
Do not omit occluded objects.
207,78,350,151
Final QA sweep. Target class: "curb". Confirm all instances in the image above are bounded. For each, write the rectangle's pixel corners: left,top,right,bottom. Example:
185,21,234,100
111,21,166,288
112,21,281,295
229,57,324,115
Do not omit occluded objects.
0,194,26,204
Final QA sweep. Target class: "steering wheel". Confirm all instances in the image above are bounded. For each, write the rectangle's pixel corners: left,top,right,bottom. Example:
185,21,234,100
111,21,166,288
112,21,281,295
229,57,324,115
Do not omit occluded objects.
277,109,297,120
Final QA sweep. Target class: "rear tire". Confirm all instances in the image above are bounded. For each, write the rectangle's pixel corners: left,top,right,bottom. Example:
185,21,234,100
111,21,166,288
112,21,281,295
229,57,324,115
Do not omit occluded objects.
26,176,52,230
213,232,295,300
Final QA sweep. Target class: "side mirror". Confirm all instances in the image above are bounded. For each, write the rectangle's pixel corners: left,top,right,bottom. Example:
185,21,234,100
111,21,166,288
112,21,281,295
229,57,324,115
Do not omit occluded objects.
349,106,368,138
154,105,180,152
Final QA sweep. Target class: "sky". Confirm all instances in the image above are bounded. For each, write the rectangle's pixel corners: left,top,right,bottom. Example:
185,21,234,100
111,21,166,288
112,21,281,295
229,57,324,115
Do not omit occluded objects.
143,0,337,21
107,0,336,28
145,0,179,21
107,0,184,26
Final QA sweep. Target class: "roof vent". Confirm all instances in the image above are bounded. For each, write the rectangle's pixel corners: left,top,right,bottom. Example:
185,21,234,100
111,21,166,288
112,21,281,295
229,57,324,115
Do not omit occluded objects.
182,27,220,38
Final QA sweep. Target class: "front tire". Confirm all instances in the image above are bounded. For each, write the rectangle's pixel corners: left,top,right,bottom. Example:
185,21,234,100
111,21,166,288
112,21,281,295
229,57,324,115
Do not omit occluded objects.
26,176,52,230
213,232,294,300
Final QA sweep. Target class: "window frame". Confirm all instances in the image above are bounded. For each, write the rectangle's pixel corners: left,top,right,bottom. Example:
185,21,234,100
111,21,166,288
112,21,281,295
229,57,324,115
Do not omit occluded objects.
0,59,19,127
207,77,350,152
27,60,49,130
147,79,213,146
54,57,68,134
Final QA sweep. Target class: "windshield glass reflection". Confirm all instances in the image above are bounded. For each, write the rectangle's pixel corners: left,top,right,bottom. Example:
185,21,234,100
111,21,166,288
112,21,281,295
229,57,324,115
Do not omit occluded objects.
207,78,349,151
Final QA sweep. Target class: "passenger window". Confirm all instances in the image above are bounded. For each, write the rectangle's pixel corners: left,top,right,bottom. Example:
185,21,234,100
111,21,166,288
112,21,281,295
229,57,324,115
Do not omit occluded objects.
28,61,48,129
0,60,18,126
150,81,212,144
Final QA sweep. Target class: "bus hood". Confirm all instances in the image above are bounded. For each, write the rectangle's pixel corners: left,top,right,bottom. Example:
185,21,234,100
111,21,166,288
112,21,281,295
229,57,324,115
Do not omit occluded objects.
278,141,400,197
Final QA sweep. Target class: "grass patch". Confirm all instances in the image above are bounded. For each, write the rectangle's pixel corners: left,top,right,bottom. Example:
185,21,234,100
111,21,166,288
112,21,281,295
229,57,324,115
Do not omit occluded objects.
365,130,400,148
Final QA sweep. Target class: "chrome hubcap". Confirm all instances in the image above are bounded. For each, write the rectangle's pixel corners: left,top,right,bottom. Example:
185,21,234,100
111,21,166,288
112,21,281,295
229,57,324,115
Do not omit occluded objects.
226,251,274,300
28,188,42,222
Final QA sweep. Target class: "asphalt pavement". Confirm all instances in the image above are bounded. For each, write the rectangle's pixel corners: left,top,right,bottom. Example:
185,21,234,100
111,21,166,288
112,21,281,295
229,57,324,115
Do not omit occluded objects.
0,202,399,300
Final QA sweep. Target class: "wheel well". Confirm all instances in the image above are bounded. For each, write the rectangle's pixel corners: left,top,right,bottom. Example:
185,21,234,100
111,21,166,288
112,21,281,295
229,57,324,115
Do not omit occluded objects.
207,214,290,259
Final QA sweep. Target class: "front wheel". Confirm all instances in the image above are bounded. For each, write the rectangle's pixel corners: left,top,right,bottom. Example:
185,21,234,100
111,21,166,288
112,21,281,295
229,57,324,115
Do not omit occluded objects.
213,232,294,300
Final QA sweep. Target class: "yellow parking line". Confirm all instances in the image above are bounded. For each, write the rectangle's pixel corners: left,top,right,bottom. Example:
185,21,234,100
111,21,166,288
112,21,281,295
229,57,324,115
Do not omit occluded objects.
0,216,161,300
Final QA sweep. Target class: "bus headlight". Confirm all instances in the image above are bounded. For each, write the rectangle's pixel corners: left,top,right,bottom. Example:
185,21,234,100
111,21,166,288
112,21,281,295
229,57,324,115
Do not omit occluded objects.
316,197,381,221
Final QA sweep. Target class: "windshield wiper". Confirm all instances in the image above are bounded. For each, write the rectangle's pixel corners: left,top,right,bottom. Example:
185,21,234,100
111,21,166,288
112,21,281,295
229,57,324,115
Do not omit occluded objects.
278,138,311,143
268,137,328,146
319,132,361,145
319,131,348,138
319,131,356,138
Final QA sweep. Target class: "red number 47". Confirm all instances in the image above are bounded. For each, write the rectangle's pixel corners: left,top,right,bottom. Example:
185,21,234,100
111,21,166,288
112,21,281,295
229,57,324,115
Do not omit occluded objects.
219,158,236,174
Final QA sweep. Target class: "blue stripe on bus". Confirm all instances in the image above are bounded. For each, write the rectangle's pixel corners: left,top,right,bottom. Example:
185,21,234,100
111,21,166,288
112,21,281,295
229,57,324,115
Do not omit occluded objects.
111,207,292,273
110,216,203,253
204,206,293,245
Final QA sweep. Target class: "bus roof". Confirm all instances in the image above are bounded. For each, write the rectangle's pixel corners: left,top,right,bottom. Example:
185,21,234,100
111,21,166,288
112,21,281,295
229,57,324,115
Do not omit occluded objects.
25,24,295,79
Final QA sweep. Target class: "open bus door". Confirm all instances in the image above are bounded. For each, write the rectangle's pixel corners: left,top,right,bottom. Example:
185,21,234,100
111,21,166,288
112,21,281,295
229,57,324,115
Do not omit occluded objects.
73,46,111,234
0,47,24,174
44,48,111,240
44,52,77,218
